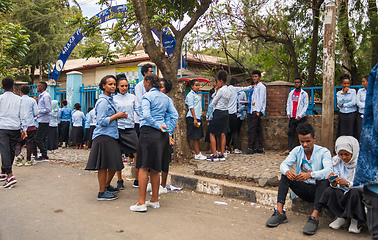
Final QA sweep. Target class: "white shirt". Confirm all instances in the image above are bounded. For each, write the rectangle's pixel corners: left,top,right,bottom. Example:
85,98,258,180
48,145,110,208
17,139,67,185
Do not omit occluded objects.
134,80,146,124
212,85,231,111
71,110,85,127
227,85,252,114
357,88,367,114
0,91,26,131
251,82,266,113
114,92,140,129
21,95,38,128
286,89,309,119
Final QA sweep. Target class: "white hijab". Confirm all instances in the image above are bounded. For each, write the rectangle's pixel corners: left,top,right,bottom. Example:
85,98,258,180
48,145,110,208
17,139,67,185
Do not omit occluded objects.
332,136,359,182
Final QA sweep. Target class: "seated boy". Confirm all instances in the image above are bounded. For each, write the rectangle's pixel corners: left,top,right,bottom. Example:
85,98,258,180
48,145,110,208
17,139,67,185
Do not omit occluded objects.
266,123,332,235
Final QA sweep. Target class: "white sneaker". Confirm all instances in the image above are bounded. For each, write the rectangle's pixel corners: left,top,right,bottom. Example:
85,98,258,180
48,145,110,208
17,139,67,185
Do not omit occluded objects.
194,153,206,160
348,218,361,233
329,217,347,229
150,185,168,195
218,155,226,161
129,203,147,212
146,201,160,208
224,150,230,157
234,148,242,154
146,183,152,192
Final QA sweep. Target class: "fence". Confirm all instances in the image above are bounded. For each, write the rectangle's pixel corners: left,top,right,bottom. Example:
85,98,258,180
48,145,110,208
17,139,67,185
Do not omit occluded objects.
55,87,66,105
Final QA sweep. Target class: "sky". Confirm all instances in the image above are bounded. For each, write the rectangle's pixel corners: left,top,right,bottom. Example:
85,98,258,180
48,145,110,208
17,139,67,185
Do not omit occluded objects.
70,0,105,17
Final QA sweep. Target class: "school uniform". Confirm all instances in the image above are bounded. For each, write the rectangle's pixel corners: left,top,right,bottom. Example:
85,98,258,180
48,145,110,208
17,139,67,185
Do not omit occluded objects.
204,98,214,143
247,82,266,150
134,80,146,136
47,110,59,150
336,88,357,138
185,90,204,139
356,88,366,140
59,106,71,143
21,95,38,161
83,116,91,144
70,109,85,144
86,94,123,172
114,92,140,154
207,85,231,136
36,91,51,158
86,108,96,148
136,88,178,173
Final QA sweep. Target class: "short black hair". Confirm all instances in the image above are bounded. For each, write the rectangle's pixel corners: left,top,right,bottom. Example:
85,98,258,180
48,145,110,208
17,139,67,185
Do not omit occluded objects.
88,106,94,112
209,88,215,98
74,103,81,110
39,81,47,90
294,77,302,83
229,77,239,86
252,70,261,77
189,79,199,87
217,70,227,83
160,78,172,93
296,123,315,138
141,63,153,76
246,77,253,84
99,75,116,91
363,75,368,81
339,74,350,84
21,85,30,94
144,73,160,89
2,77,14,91
62,100,68,106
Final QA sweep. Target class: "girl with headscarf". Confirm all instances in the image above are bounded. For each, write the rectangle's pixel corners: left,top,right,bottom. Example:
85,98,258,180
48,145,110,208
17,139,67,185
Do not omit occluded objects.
318,136,366,234
47,100,60,153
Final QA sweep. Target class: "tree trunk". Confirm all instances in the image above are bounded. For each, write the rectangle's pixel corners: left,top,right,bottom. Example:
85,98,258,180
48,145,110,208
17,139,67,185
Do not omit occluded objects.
368,0,378,69
30,66,35,84
39,52,43,81
286,40,300,79
307,0,324,87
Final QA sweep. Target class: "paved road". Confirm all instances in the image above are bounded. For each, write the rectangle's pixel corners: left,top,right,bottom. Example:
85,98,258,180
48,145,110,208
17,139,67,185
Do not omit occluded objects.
0,163,370,240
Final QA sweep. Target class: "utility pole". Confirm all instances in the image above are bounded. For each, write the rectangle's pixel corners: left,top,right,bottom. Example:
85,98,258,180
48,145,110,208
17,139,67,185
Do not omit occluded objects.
321,0,336,151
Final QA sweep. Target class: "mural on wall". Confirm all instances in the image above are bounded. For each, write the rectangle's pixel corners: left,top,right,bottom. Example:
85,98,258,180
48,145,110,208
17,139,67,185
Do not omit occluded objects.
115,66,139,90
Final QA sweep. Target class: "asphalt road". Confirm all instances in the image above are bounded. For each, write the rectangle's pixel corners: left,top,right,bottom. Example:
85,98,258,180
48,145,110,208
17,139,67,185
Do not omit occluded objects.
0,163,370,240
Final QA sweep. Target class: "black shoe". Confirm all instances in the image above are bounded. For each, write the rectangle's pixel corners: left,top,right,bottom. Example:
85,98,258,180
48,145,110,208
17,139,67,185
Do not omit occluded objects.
106,185,120,193
243,148,255,155
117,179,124,190
35,156,48,161
133,180,139,188
266,209,288,227
303,216,319,235
254,148,265,154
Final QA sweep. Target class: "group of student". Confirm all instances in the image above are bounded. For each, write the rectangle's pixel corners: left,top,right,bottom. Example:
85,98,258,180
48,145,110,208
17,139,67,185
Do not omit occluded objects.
186,69,266,162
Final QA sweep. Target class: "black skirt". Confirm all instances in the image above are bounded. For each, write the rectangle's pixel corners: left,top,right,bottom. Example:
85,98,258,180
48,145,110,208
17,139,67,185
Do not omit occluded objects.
186,117,204,139
84,128,91,142
87,126,96,148
47,126,59,150
136,126,170,173
59,121,70,142
118,128,138,154
70,126,83,144
337,111,357,137
85,135,124,171
207,109,230,135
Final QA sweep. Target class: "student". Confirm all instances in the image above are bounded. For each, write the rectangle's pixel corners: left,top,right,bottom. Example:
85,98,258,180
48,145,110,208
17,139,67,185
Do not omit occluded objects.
114,73,140,190
353,64,378,240
244,70,266,154
70,103,86,149
206,70,232,162
281,78,309,155
266,123,332,235
35,81,52,160
47,100,60,153
59,100,71,148
83,107,92,150
14,85,38,166
85,75,127,201
318,136,365,234
0,77,27,187
336,74,357,138
205,88,216,153
226,77,252,154
235,83,247,154
129,74,178,212
185,79,206,160
86,103,97,149
356,75,367,140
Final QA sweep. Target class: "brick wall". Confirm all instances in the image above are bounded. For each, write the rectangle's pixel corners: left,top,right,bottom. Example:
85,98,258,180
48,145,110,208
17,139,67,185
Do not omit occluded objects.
266,81,294,116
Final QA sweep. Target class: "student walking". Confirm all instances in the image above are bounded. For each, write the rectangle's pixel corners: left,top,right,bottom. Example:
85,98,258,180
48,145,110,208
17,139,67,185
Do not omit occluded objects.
59,100,71,148
35,81,51,160
85,75,127,201
129,74,178,212
70,103,86,149
114,73,140,190
47,100,60,152
0,77,27,187
185,79,206,160
206,70,232,162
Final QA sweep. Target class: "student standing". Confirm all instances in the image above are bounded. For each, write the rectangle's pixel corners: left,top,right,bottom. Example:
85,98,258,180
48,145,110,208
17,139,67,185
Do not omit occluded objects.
205,88,216,153
86,104,97,149
356,76,368,140
70,103,86,149
281,78,309,155
47,100,60,153
83,107,92,150
59,100,71,148
35,81,51,160
85,75,127,201
0,77,27,187
129,74,178,212
244,70,266,155
114,73,140,190
235,84,247,154
185,79,206,160
336,74,357,138
206,70,232,162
